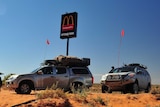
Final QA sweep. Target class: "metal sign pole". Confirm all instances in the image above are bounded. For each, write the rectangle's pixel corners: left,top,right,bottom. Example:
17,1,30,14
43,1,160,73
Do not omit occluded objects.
66,38,69,56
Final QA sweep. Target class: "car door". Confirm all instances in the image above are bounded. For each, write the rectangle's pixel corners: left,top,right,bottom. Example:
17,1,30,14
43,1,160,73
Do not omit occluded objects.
136,67,147,89
135,67,145,89
53,67,69,89
36,67,56,89
142,70,149,89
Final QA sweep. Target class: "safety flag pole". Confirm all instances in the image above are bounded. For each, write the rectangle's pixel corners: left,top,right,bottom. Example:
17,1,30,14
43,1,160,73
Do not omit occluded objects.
44,39,50,60
46,39,50,45
118,29,124,67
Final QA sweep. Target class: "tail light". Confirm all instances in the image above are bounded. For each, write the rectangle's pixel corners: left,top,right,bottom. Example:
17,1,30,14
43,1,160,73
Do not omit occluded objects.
91,76,94,84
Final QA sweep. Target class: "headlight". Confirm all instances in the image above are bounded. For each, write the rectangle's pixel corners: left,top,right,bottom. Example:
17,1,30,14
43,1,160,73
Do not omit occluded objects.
107,75,112,79
107,75,121,80
8,75,19,81
128,73,135,78
101,75,107,81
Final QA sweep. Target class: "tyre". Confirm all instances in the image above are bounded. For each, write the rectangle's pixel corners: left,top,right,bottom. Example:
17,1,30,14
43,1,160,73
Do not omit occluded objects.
145,84,151,93
18,82,31,94
132,83,139,94
121,89,127,94
101,85,107,93
121,86,127,94
71,83,83,93
107,87,112,93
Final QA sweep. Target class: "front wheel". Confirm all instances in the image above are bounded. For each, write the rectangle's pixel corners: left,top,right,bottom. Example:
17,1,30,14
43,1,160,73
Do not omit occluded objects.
107,87,112,93
101,85,108,93
145,84,151,93
132,83,139,94
17,83,31,94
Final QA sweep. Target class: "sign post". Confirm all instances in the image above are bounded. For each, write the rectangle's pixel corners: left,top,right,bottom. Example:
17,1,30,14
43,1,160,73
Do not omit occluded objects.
60,12,78,56
66,38,69,56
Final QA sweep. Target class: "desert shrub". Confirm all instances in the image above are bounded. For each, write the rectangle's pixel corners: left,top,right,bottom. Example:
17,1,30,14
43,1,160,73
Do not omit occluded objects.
93,96,106,106
89,83,101,93
70,83,89,95
36,88,66,99
70,85,88,105
151,85,160,95
36,83,66,100
155,94,160,100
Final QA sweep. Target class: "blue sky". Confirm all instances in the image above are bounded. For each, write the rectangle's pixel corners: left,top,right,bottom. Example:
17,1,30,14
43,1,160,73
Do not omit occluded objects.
0,0,160,84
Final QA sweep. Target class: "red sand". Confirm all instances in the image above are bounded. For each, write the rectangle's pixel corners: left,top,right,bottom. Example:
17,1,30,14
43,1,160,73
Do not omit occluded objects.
0,89,160,107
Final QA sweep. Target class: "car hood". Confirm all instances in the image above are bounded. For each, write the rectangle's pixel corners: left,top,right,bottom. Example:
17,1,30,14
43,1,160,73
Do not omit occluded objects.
18,73,35,77
6,74,19,82
101,72,132,81
107,72,131,76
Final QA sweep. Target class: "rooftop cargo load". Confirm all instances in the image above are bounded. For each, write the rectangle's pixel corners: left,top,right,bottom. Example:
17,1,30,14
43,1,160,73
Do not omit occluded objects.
127,63,147,69
43,55,90,67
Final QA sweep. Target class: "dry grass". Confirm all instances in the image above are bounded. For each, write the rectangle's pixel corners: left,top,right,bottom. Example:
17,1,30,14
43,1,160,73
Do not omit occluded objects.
36,88,67,99
2,84,160,107
151,85,160,94
89,83,102,93
33,84,109,107
150,85,160,101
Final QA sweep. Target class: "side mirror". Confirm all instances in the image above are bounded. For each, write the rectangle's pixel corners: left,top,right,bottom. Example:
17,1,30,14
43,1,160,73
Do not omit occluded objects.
137,70,142,74
37,71,43,75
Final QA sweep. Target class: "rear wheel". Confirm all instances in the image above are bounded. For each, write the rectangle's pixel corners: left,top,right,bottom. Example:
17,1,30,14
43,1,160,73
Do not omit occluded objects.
71,83,83,93
17,82,31,94
145,84,151,93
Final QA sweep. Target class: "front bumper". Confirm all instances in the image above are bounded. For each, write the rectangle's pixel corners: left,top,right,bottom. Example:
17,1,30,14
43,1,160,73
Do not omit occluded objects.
105,78,135,90
5,80,18,90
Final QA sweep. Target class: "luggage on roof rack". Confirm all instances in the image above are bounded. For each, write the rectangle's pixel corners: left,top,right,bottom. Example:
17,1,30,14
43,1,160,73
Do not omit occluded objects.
43,55,90,67
54,55,90,67
43,60,57,65
128,63,141,66
128,63,147,69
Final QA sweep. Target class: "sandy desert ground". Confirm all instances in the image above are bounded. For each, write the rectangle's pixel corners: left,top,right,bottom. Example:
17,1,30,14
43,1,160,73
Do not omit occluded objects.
0,85,160,107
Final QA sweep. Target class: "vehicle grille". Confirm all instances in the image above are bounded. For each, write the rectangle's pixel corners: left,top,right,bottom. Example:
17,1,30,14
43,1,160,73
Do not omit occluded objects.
107,75,121,81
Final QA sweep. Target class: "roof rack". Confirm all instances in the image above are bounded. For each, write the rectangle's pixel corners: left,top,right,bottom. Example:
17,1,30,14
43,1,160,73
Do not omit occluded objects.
42,55,90,67
128,63,147,69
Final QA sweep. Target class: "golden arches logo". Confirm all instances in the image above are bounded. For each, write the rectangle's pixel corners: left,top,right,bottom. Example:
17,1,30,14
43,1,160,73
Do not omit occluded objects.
62,15,74,31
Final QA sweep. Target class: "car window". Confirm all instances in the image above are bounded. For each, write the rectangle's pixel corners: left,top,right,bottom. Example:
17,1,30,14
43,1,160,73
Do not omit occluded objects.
145,70,150,76
111,67,134,73
56,67,66,74
110,68,119,73
72,68,89,74
142,69,148,76
42,67,53,74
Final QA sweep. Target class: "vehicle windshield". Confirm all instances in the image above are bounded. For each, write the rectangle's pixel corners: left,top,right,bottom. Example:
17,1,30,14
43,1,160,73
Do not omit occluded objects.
109,67,135,73
31,67,41,73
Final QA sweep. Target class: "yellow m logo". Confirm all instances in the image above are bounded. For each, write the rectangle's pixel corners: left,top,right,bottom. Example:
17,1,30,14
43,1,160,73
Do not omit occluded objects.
62,15,74,31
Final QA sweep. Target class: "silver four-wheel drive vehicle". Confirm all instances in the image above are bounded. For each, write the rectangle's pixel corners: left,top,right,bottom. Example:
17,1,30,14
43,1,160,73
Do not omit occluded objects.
6,55,94,94
100,63,151,94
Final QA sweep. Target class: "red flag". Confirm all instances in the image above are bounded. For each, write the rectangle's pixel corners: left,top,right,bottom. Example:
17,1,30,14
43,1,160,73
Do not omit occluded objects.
121,29,125,37
46,39,50,45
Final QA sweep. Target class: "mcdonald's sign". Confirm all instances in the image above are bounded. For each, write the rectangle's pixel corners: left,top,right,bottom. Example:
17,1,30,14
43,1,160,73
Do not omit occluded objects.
60,12,78,39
